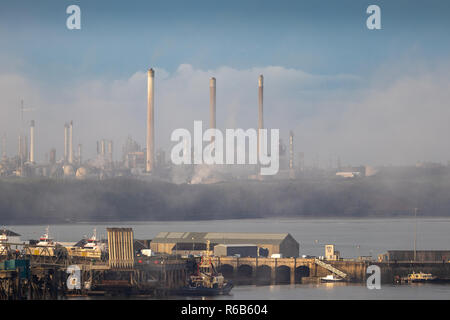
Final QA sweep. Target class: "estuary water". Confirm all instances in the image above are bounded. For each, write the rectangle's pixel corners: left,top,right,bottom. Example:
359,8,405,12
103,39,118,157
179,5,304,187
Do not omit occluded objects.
7,218,450,299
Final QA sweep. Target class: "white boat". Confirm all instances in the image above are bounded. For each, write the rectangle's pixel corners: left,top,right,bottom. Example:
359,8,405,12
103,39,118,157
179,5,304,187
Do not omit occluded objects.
321,274,344,282
405,271,437,283
36,226,56,246
29,226,58,256
67,229,105,259
82,228,106,252
83,229,99,250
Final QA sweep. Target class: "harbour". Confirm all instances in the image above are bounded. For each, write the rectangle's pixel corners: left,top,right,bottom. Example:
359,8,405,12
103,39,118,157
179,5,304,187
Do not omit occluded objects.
0,218,449,299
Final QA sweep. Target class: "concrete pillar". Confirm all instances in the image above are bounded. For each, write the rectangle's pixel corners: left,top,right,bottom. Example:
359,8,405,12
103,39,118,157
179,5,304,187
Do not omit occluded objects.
290,267,295,284
146,68,155,173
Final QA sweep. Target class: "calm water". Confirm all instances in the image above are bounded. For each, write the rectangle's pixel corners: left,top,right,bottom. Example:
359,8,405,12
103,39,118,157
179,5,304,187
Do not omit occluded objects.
7,218,450,299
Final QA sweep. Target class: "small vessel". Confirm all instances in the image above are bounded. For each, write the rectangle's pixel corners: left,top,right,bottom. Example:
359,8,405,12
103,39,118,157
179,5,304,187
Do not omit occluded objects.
37,226,56,247
30,226,58,256
68,229,106,259
406,271,437,283
173,241,233,296
83,229,102,250
321,274,344,282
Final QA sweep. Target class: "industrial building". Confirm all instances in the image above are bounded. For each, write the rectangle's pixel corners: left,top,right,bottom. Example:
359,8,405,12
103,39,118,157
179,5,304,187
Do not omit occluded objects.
378,250,450,262
0,70,374,183
150,232,299,257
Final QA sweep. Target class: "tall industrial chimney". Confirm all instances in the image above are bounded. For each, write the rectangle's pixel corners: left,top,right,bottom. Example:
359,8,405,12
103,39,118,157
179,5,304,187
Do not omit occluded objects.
209,77,216,143
64,123,69,162
69,121,74,164
257,75,264,160
101,140,106,156
108,140,113,163
146,68,155,173
289,130,294,170
30,120,35,163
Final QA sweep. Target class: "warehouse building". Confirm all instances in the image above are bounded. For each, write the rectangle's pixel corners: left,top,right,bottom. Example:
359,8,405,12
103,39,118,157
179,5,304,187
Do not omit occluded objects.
150,232,299,257
214,244,258,258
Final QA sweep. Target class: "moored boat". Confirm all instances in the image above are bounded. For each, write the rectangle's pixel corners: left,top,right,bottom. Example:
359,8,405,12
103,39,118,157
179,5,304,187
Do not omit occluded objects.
321,274,344,282
30,226,58,256
172,240,233,296
67,229,106,259
395,271,444,284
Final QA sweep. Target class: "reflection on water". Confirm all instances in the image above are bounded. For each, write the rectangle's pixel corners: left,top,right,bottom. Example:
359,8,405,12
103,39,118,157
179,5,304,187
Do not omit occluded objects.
71,283,450,300
209,283,450,300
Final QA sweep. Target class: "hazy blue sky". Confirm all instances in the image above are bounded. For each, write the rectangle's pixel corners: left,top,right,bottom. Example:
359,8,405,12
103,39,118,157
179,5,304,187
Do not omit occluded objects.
1,0,449,83
1,1,450,166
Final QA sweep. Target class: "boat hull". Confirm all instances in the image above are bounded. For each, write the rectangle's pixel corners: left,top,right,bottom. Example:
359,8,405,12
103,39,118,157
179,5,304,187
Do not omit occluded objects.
320,278,343,283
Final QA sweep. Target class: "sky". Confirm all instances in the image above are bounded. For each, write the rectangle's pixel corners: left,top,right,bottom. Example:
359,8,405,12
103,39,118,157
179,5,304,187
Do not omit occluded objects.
0,0,450,166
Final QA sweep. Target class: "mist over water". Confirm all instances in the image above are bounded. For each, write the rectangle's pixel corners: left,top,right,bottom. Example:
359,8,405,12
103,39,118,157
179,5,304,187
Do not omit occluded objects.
8,218,450,258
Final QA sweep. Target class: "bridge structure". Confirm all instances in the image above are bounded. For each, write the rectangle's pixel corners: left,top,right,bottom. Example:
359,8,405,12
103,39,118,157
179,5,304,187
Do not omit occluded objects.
210,257,367,284
210,256,450,284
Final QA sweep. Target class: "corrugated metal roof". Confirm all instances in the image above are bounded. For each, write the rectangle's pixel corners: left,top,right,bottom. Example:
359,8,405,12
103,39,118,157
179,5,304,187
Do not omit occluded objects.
1,229,21,237
152,232,295,245
205,232,287,240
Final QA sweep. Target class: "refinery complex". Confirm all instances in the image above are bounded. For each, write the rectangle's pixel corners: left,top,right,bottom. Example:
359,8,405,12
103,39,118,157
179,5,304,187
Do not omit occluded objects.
0,69,381,184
